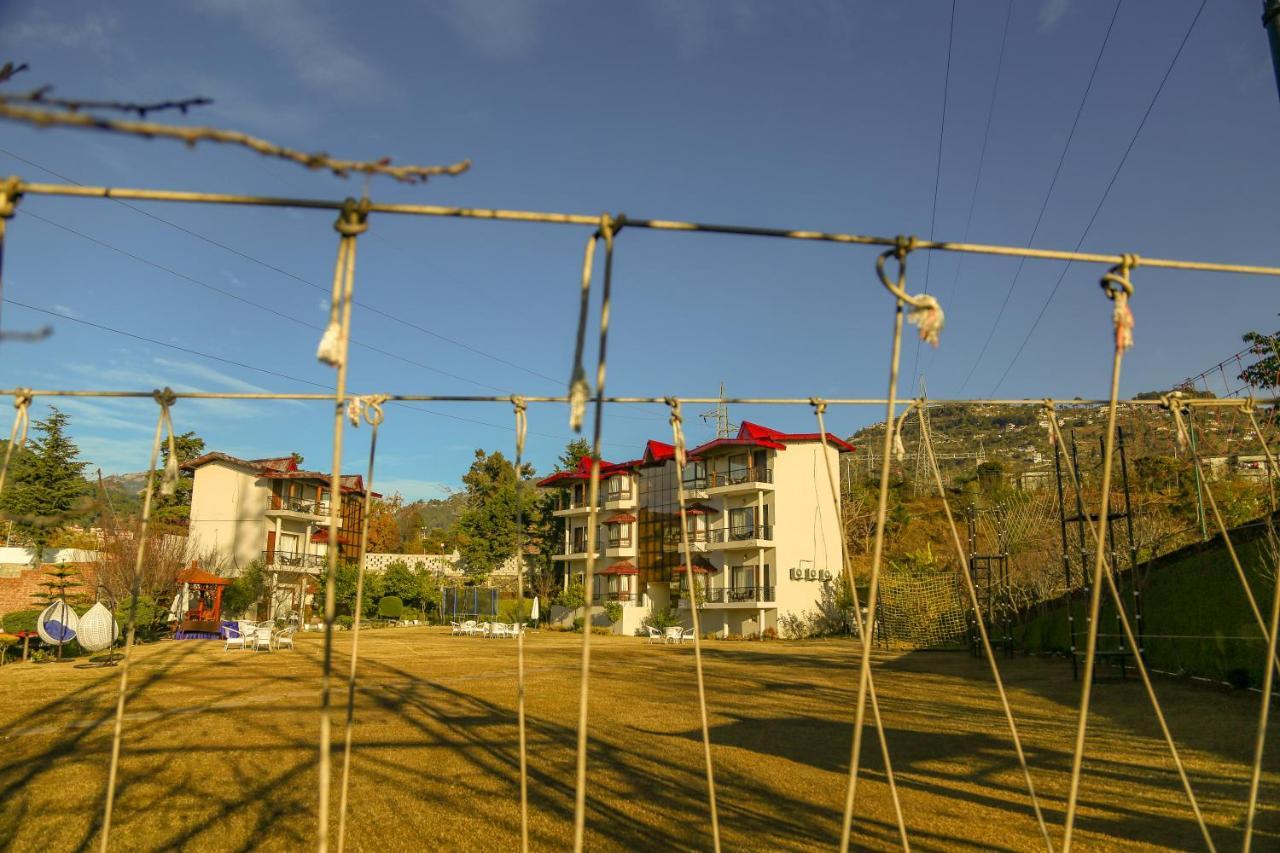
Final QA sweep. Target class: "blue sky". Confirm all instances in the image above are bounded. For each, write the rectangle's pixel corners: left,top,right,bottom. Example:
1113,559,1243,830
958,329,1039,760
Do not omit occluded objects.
0,0,1277,499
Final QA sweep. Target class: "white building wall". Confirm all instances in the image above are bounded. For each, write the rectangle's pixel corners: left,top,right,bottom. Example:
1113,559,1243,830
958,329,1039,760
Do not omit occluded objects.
769,442,844,623
187,462,269,573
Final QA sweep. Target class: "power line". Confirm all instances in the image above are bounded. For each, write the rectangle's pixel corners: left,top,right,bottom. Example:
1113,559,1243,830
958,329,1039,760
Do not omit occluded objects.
909,0,957,398
924,0,1013,384
0,145,563,386
955,0,1124,395
19,208,512,393
989,0,1208,395
1,297,628,447
0,145,665,423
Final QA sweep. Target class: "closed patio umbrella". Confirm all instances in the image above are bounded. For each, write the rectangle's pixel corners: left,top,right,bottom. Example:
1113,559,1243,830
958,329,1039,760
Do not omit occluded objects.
530,596,540,623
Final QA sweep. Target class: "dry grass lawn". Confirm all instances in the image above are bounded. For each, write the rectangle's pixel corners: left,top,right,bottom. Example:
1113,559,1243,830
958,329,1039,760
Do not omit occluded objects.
0,629,1277,851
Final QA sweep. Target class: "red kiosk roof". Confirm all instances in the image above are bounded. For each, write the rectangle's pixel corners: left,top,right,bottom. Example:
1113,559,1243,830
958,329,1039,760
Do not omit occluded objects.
176,566,230,586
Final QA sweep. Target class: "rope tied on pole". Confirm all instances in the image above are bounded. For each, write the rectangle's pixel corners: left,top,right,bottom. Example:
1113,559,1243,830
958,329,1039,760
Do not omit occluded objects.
1101,254,1138,352
153,387,180,497
877,236,945,347
809,395,913,851
1042,399,1057,446
511,395,528,458
567,214,618,432
892,402,915,463
0,175,22,220
317,198,369,368
663,394,723,853
345,394,388,428
1160,390,1191,453
0,388,34,497
509,393,531,853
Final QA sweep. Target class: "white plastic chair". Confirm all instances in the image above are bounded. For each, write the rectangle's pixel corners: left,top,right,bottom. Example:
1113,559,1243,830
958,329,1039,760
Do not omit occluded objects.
253,625,273,652
645,625,664,644
450,621,463,635
461,620,478,636
275,627,296,650
491,623,509,639
237,621,256,648
665,627,686,645
223,625,246,652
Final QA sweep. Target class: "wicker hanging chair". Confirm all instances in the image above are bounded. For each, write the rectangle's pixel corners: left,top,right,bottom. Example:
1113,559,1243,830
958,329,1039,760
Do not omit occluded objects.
78,601,120,653
36,600,79,646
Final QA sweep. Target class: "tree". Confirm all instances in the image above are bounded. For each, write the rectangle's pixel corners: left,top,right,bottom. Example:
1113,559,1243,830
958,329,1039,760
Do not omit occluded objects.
152,430,205,528
383,559,418,603
1239,319,1280,390
454,449,541,579
0,407,91,555
366,494,404,553
557,438,591,472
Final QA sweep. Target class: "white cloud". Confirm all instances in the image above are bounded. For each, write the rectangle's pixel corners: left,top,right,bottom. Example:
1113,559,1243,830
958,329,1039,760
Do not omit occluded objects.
196,0,384,98
51,304,82,320
439,0,540,56
2,9,121,51
1039,0,1070,31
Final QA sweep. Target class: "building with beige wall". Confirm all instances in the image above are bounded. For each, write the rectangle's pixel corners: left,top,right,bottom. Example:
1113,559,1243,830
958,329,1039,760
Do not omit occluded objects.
185,452,371,618
539,423,853,636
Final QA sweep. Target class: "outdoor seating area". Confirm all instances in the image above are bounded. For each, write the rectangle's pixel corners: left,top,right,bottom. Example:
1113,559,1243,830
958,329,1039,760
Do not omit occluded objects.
221,621,297,652
450,620,525,638
645,625,688,644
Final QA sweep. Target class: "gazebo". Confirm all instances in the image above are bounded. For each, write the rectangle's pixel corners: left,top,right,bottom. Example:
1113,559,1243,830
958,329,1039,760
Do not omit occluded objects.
171,565,231,639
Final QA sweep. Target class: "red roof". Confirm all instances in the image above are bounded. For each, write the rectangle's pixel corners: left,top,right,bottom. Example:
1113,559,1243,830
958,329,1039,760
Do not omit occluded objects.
598,561,639,575
688,421,855,456
604,513,636,524
642,440,676,464
536,454,639,487
184,451,371,493
682,503,719,515
177,566,230,586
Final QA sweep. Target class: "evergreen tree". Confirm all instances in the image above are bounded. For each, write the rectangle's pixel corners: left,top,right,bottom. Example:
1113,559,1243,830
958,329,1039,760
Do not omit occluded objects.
454,449,541,579
557,438,591,472
1239,317,1280,391
152,431,205,527
0,407,90,555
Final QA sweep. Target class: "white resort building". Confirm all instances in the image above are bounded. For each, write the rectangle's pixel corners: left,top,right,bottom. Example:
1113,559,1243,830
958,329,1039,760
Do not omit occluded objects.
538,422,854,636
185,452,373,616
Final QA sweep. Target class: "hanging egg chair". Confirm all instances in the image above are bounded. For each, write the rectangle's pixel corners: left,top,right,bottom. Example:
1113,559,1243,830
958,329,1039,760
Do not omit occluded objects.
36,600,79,645
78,601,120,653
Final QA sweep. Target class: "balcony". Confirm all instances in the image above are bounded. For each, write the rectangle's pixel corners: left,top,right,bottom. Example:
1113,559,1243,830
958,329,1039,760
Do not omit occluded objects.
601,483,637,510
664,529,710,552
552,498,596,518
266,495,328,518
592,591,642,605
677,586,776,608
262,551,326,573
705,466,773,495
707,525,773,550
553,539,595,561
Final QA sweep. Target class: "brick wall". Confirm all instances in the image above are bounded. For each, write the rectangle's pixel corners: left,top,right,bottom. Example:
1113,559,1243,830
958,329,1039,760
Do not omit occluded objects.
0,563,99,617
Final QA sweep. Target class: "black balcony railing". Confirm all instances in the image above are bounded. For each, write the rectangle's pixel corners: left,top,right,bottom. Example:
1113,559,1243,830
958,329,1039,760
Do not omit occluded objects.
708,525,773,543
708,467,773,488
605,536,633,549
269,495,328,515
666,529,709,544
678,585,776,605
682,475,709,491
263,551,326,570
593,591,641,604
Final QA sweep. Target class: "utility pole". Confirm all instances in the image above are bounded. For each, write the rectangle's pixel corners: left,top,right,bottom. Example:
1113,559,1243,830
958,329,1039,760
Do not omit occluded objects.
699,382,733,438
1264,1,1280,101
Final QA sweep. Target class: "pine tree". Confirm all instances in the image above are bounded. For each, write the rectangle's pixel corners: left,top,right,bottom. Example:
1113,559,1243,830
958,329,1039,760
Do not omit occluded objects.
0,407,90,555
152,431,205,527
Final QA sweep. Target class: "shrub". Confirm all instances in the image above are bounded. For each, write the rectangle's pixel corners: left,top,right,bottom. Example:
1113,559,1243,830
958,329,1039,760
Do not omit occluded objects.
591,626,611,635
602,601,623,625
377,596,404,620
402,607,422,621
2,609,41,633
0,634,21,663
643,607,679,631
571,616,585,633
557,582,585,610
762,626,777,640
223,562,266,617
336,615,354,630
113,595,168,642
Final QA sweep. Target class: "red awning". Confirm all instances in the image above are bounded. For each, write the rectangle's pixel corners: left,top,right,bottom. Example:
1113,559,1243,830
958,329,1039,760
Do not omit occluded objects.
599,561,639,575
311,529,329,543
604,513,636,524
674,561,718,574
682,503,719,516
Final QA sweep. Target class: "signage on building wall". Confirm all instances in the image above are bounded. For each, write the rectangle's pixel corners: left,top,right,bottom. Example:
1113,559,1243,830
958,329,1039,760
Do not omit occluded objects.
789,567,833,581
